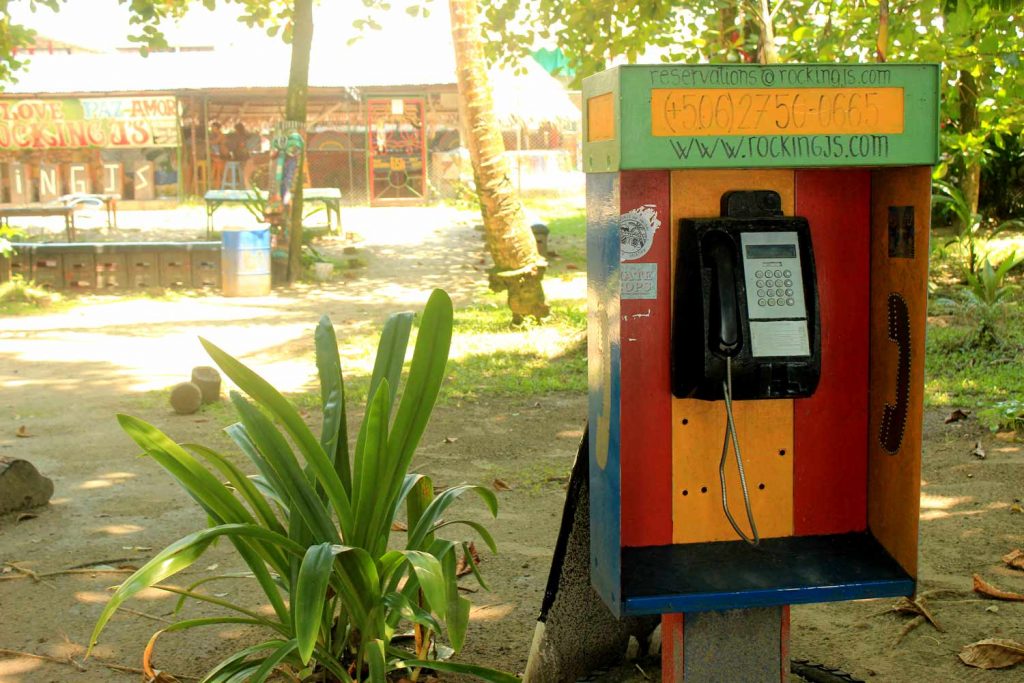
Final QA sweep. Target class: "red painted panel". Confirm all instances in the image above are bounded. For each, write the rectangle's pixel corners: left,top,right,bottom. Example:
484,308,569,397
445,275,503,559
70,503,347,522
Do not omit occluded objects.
780,606,790,682
618,169,673,547
793,170,870,535
662,613,685,681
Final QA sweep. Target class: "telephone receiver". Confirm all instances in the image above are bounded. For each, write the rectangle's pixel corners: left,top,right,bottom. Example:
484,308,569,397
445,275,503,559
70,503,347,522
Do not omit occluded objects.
707,237,741,358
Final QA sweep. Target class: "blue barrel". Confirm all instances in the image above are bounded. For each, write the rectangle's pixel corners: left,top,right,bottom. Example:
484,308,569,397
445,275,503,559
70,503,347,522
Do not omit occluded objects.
221,228,271,296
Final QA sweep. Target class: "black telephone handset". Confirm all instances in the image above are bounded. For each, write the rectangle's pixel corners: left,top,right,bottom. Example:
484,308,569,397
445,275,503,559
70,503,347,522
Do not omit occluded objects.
672,190,821,401
708,238,741,357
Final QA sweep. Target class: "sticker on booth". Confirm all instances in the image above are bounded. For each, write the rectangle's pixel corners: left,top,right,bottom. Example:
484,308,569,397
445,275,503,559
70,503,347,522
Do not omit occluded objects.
622,262,658,300
619,204,661,261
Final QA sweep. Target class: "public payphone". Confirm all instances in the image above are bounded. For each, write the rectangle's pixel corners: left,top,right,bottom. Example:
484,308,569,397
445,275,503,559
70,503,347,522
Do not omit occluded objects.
583,63,939,680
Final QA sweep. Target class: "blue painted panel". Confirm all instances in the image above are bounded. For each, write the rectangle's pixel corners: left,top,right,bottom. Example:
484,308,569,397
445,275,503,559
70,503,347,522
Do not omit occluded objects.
587,171,623,616
621,579,915,616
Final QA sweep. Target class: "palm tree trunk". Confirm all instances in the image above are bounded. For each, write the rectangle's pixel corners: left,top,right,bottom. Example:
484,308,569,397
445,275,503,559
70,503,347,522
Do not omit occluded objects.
285,0,314,284
448,0,549,322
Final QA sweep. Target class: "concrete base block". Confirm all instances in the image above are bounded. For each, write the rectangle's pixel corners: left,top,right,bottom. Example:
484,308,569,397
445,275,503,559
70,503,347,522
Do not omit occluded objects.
523,428,657,682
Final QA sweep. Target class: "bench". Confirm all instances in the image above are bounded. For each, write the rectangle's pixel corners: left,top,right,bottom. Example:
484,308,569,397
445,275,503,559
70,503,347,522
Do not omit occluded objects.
0,204,78,241
204,188,342,237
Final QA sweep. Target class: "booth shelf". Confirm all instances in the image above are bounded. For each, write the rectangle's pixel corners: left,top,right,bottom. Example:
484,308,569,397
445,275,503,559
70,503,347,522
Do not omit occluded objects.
619,532,914,616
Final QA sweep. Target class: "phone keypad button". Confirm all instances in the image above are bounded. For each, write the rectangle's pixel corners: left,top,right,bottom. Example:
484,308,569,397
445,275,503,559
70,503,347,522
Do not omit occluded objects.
756,279,764,288
775,298,786,306
784,279,792,287
758,298,767,306
774,269,782,277
786,298,795,306
766,299,775,306
785,288,793,296
755,270,764,278
783,269,792,277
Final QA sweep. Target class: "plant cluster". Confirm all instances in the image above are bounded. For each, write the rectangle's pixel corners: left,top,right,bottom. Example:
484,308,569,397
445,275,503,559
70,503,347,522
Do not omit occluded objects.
88,290,516,682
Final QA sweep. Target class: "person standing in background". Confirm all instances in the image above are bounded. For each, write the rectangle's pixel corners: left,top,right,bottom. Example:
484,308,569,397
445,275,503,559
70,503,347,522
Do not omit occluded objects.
227,123,252,187
209,121,227,189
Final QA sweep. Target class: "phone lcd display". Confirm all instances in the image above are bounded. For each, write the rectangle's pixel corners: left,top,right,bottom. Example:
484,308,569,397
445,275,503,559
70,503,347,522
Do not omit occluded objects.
746,244,797,259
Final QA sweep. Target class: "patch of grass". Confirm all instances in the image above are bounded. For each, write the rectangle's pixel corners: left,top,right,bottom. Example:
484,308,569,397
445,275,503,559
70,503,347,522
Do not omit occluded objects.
0,276,71,315
441,343,586,402
925,303,1024,431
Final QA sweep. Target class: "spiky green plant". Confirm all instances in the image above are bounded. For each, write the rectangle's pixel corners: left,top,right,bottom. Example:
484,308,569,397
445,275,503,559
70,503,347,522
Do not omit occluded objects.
88,289,516,683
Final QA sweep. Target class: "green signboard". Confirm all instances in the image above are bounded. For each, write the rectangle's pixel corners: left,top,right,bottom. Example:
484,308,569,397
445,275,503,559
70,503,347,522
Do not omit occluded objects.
583,64,940,171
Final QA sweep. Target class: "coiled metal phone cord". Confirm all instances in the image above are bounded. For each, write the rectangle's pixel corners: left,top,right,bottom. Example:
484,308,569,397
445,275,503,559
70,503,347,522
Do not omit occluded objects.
720,356,760,546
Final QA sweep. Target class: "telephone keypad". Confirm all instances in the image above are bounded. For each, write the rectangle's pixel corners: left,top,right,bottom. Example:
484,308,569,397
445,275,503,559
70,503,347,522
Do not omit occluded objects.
740,231,807,322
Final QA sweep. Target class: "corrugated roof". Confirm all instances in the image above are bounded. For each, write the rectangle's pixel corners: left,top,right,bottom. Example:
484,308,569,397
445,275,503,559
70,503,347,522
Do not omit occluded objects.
4,44,458,95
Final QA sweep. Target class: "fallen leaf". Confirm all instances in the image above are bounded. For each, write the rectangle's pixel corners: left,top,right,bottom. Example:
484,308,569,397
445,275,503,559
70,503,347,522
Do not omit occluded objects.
15,425,31,438
566,263,579,270
1003,550,1024,571
443,436,458,444
986,605,1000,613
971,441,987,459
122,546,153,552
15,513,37,523
492,478,513,492
945,409,971,424
205,563,219,571
213,592,229,598
391,521,408,532
959,638,1024,670
996,431,1017,442
1011,503,1024,514
973,574,1024,602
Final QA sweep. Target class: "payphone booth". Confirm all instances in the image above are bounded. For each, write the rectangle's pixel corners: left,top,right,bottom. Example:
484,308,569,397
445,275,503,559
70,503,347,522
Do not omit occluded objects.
584,64,938,680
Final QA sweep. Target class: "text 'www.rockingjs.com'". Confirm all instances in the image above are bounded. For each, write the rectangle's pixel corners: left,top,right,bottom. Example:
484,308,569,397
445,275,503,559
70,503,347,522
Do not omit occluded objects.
668,134,890,161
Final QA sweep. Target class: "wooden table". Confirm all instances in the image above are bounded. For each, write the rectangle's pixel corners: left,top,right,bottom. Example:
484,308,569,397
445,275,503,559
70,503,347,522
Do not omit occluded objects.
204,188,342,237
0,204,78,241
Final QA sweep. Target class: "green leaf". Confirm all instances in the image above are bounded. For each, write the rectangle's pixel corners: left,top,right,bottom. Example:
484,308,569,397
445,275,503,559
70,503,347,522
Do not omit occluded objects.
249,638,299,683
295,543,334,664
397,659,521,683
400,550,447,621
382,591,442,634
200,338,353,537
89,523,303,655
365,638,387,682
353,311,413,473
327,544,380,627
230,393,338,544
118,415,256,527
353,379,406,556
315,315,351,495
408,485,498,551
370,311,414,412
432,519,499,555
184,443,284,536
387,289,453,480
439,542,470,652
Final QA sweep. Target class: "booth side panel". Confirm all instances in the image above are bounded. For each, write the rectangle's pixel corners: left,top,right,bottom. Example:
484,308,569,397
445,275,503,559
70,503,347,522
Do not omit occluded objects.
618,170,674,548
670,169,795,544
793,170,871,536
867,166,930,578
587,171,624,612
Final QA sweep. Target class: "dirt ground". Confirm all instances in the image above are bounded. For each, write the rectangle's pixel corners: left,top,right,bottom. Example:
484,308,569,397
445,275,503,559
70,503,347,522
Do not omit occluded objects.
1,207,1023,682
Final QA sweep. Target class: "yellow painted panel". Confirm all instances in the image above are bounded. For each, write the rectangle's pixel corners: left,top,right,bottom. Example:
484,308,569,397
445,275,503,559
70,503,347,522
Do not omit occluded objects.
652,87,904,137
670,169,795,544
587,92,615,142
866,166,930,577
